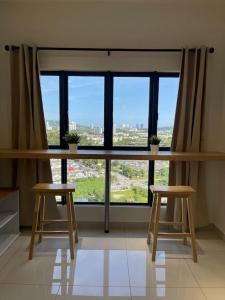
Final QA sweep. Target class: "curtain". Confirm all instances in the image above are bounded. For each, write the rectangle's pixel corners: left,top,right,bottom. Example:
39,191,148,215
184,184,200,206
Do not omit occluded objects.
167,47,209,228
10,44,58,226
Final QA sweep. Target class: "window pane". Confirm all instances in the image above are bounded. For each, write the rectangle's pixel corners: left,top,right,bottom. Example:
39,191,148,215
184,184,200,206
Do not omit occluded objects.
50,159,62,202
68,76,104,146
111,160,148,203
113,77,150,147
40,76,60,145
154,161,169,204
67,159,105,203
158,77,179,147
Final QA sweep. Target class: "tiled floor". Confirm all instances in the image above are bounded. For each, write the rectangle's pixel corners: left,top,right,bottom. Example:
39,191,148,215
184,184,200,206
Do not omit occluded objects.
0,227,225,299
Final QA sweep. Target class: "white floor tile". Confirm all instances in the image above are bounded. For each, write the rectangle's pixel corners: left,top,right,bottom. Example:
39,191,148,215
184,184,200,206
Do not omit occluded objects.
125,237,149,250
131,287,206,299
0,249,72,285
73,249,129,287
108,250,130,286
78,236,127,250
202,288,225,300
56,286,131,299
0,229,225,299
187,253,225,287
0,284,59,300
196,239,225,254
127,250,198,287
72,249,105,286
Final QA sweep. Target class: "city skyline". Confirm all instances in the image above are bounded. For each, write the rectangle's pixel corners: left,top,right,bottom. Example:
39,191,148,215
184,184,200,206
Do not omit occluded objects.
47,119,173,130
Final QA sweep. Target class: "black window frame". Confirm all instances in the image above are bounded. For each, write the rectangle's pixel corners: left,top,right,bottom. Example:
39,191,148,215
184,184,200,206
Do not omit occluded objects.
41,71,179,206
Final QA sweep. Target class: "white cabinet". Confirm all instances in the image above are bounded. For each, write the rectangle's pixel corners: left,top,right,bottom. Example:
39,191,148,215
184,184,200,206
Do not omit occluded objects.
0,189,20,256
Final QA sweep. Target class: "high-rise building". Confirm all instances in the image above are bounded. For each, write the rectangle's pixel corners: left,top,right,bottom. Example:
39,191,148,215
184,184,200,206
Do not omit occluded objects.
46,121,52,130
113,123,117,133
69,121,77,130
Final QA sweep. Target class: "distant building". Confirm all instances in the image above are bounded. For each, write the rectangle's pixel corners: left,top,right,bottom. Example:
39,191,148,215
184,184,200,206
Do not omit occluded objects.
46,121,52,130
97,127,103,134
69,121,77,130
113,123,117,134
140,123,144,129
122,123,130,129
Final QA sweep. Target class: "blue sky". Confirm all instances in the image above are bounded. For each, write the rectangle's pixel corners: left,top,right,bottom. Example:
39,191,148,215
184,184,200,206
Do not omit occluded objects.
41,75,179,128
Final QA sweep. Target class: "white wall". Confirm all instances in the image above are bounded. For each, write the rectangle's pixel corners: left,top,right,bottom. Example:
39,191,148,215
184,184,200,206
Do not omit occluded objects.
1,0,225,229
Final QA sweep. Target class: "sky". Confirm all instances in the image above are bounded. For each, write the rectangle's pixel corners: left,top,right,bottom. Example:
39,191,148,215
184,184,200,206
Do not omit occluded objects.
41,75,179,128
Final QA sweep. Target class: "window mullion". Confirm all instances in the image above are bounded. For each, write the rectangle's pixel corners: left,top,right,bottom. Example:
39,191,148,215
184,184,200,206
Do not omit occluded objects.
60,72,68,204
148,73,159,205
104,72,113,149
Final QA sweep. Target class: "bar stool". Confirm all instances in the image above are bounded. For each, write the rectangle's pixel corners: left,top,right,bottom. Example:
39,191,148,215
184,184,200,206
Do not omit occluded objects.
147,185,197,262
29,183,78,260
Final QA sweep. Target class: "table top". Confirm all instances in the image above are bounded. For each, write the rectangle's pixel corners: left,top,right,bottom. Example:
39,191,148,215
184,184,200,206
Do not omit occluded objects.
0,149,225,161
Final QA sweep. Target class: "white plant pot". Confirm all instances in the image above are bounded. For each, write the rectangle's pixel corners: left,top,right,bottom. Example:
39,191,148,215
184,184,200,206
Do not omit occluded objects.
150,144,159,154
69,143,78,152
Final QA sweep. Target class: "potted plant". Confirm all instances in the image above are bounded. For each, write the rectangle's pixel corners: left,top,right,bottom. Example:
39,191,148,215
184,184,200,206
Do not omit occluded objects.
149,135,161,154
63,131,81,152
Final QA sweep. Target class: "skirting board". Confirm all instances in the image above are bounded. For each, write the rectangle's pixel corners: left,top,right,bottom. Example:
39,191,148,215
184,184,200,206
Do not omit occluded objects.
21,222,224,237
213,224,225,241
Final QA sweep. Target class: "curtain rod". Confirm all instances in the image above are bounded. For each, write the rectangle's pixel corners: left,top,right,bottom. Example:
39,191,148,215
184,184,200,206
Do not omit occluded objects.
4,45,215,54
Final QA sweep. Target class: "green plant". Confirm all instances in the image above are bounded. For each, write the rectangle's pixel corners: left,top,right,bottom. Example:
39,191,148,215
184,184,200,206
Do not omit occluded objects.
63,131,81,144
149,135,161,145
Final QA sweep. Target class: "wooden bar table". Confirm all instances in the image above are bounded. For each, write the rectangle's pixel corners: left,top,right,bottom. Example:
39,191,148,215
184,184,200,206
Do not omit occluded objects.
1,149,225,232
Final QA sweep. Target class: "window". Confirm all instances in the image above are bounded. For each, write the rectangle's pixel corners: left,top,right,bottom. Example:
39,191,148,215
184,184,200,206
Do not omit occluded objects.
67,159,105,203
50,159,62,202
41,75,60,146
41,71,179,205
155,76,179,201
113,77,150,147
68,76,104,146
111,160,149,204
157,77,179,147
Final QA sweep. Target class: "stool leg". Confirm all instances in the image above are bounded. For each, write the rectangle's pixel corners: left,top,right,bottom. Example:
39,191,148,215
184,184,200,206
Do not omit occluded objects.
29,193,41,260
152,195,161,262
69,192,78,243
181,198,187,245
147,193,157,244
38,195,45,243
66,193,75,259
186,197,197,262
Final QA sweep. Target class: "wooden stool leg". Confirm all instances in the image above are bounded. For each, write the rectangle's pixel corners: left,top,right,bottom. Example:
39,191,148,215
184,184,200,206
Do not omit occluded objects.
152,194,161,262
147,193,157,244
38,195,45,243
186,197,197,262
181,197,187,245
69,192,78,243
66,193,75,259
29,193,41,260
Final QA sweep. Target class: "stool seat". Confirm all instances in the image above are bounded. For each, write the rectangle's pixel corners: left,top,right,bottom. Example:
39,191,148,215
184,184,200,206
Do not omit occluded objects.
150,185,195,196
33,183,75,193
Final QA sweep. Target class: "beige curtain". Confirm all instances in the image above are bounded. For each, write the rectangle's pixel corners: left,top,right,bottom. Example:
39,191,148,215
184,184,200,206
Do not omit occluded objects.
167,47,209,228
10,44,58,226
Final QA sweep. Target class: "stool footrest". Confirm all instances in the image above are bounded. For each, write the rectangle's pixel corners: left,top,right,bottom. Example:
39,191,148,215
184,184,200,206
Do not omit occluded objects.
41,219,69,223
151,232,191,238
159,221,184,226
36,230,71,234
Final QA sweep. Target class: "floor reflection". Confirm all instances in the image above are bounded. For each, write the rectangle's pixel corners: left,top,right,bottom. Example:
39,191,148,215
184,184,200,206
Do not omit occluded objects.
50,249,168,297
155,251,166,297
